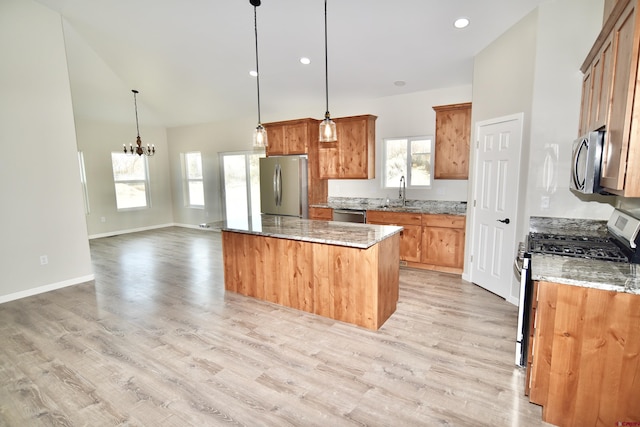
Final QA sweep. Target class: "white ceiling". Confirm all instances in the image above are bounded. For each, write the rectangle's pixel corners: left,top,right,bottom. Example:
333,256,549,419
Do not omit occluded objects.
35,0,545,128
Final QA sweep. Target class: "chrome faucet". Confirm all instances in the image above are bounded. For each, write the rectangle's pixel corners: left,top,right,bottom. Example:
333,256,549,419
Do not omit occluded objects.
399,175,406,206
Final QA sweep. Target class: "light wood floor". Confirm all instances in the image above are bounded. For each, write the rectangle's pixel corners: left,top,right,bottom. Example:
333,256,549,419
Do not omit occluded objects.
0,227,548,426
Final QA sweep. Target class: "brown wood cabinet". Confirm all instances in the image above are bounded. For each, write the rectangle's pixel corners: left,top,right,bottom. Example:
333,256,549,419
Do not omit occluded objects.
367,210,465,274
580,0,640,196
420,214,465,269
262,118,328,207
263,118,315,156
367,211,422,263
433,103,472,180
318,115,376,179
308,207,333,220
527,281,640,426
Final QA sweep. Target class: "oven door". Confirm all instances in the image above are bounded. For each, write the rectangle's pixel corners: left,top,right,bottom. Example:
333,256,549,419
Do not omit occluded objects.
515,253,532,367
570,131,604,194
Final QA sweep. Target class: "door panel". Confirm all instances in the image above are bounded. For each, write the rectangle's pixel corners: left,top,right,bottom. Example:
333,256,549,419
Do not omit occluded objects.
471,115,522,299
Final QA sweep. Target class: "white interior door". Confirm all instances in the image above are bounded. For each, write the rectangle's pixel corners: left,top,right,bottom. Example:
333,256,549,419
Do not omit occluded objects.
471,114,523,299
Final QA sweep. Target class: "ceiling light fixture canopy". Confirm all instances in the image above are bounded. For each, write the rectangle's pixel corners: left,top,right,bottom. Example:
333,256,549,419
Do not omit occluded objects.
319,0,337,143
123,89,155,156
250,0,268,148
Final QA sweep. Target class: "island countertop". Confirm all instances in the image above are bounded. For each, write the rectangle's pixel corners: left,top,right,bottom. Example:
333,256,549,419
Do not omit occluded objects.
222,214,402,249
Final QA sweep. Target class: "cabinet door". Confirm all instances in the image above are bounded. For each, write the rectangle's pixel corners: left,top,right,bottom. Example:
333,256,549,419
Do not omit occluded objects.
421,227,464,268
318,115,376,179
265,124,286,156
578,68,593,137
433,103,472,179
309,207,333,220
593,34,614,131
600,1,637,191
284,122,308,154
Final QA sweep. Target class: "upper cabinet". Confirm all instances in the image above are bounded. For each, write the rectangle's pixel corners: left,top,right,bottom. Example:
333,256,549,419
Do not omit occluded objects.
263,118,316,156
432,103,472,180
580,0,640,196
318,115,377,179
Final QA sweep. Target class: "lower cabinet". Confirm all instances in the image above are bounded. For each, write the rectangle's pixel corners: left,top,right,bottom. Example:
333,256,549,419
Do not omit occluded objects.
527,281,640,426
421,215,465,269
309,207,333,220
367,210,465,273
366,211,422,263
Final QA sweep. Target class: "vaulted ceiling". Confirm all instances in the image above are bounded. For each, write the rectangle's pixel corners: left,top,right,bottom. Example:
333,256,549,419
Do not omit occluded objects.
35,0,545,127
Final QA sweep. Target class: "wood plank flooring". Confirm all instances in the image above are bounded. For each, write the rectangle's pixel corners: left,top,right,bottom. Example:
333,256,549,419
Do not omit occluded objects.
0,227,548,426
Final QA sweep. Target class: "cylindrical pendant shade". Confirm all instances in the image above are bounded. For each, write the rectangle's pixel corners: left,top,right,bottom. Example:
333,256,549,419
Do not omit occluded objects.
319,117,337,142
253,124,268,148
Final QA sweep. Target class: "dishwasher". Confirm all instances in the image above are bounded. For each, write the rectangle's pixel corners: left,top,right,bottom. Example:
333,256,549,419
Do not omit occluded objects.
333,209,366,223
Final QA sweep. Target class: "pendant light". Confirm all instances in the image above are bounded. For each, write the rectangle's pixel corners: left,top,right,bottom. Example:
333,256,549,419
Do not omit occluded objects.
123,89,155,156
319,0,337,143
250,0,268,148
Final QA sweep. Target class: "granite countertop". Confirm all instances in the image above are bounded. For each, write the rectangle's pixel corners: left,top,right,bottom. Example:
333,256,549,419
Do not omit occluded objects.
529,216,639,295
220,214,402,249
312,197,467,216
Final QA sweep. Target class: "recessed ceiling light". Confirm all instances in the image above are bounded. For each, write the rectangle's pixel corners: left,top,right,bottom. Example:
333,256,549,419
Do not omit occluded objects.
394,80,406,87
300,57,311,65
454,17,470,29
249,70,258,77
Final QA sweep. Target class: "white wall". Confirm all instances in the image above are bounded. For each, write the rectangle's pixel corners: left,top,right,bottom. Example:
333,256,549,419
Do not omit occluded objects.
328,85,472,202
527,0,614,221
467,0,609,303
0,0,93,302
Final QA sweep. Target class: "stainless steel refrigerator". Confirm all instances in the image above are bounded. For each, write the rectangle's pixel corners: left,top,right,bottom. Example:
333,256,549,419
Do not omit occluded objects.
259,156,308,218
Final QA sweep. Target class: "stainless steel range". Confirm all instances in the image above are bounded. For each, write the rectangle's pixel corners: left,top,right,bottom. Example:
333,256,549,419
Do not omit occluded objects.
515,208,640,367
527,209,640,264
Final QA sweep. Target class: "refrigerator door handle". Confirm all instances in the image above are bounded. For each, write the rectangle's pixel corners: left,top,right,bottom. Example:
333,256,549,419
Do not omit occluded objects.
272,164,279,206
276,164,283,206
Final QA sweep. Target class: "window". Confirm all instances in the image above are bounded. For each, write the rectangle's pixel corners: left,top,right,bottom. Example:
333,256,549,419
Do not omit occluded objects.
219,151,264,220
184,152,204,207
383,136,433,188
111,153,150,210
78,151,90,214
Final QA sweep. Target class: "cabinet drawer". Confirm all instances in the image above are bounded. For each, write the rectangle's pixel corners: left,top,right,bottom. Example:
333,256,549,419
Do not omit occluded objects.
422,214,465,229
366,210,422,225
309,207,333,220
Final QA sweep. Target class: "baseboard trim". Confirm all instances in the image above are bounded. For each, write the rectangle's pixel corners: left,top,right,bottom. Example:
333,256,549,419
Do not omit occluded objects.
0,274,95,305
88,223,175,239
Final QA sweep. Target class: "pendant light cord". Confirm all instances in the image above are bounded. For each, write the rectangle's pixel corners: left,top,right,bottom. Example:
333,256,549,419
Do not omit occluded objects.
324,0,329,116
133,89,140,138
254,6,262,124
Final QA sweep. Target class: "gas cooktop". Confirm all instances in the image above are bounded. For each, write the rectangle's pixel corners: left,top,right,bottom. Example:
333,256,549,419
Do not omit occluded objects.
527,233,628,262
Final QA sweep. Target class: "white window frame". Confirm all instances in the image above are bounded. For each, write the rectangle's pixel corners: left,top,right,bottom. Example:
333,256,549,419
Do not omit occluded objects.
111,152,151,211
183,151,205,208
382,135,433,189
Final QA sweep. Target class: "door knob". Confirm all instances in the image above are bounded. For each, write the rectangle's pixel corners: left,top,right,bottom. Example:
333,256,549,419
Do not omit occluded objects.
497,218,510,224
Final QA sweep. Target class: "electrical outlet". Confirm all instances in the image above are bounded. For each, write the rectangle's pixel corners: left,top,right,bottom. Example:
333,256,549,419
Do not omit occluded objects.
40,255,48,265
100,216,106,223
541,196,550,210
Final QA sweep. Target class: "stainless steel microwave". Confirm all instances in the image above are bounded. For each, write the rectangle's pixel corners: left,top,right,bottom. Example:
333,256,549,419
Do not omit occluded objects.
570,130,604,194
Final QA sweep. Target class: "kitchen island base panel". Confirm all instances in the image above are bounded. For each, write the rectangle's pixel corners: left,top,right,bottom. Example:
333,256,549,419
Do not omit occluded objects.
222,231,400,330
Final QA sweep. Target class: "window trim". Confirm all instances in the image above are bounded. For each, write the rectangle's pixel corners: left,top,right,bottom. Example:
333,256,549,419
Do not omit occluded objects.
382,135,433,189
183,151,205,208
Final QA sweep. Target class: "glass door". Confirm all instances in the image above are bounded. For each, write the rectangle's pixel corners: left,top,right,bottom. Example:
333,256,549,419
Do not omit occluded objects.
219,151,264,221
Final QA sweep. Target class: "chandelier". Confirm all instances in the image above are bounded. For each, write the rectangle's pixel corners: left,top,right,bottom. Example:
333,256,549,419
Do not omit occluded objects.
250,0,268,148
123,89,155,156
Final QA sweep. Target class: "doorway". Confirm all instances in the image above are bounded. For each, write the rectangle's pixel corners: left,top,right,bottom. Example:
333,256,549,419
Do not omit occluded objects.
470,114,523,301
219,151,264,220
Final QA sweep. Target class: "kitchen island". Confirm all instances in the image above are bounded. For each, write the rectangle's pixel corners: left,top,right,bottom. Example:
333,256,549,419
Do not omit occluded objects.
221,215,402,330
